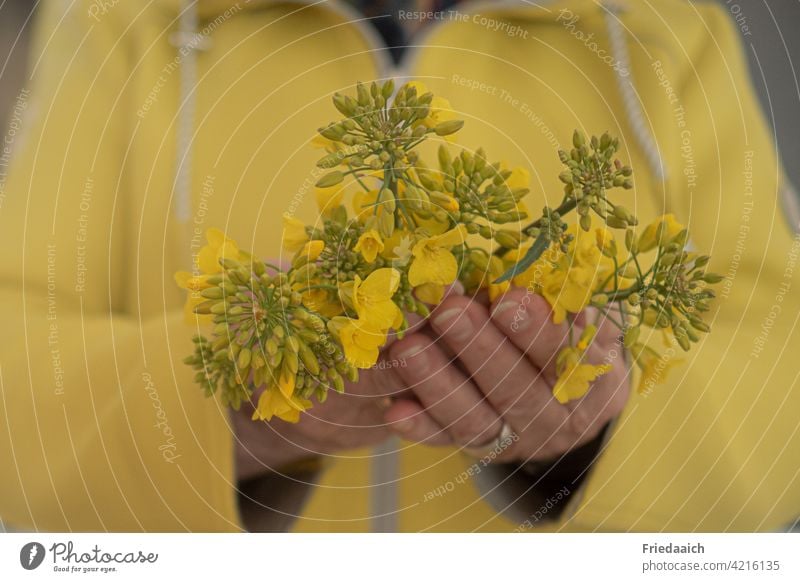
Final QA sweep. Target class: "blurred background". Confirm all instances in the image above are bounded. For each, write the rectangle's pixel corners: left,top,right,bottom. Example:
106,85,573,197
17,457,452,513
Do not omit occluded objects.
0,0,798,182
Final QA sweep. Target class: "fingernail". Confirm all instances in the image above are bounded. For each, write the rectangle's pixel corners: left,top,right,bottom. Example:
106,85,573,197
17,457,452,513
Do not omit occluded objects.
432,307,473,341
492,299,519,319
394,342,425,362
493,298,528,330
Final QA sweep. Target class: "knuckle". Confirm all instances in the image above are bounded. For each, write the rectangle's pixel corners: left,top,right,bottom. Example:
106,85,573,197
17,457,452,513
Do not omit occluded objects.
488,377,533,414
567,404,600,436
449,413,496,445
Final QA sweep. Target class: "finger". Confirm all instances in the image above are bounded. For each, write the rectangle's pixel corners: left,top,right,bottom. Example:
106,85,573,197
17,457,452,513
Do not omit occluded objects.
384,399,452,446
390,332,504,447
427,294,558,423
563,337,630,437
489,288,571,384
346,361,407,400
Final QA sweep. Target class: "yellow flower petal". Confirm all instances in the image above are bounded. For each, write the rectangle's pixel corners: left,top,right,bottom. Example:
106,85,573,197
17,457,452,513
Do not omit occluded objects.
553,360,611,404
205,227,226,248
278,368,296,400
632,344,684,394
282,215,309,253
408,226,466,287
505,166,530,190
336,317,387,368
252,386,312,423
354,230,384,263
315,186,343,218
414,282,445,304
409,244,458,287
637,214,684,253
197,230,241,274
433,224,467,248
352,268,402,329
301,240,325,262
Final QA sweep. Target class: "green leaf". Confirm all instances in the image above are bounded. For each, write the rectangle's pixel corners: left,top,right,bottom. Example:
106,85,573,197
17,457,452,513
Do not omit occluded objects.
494,231,550,284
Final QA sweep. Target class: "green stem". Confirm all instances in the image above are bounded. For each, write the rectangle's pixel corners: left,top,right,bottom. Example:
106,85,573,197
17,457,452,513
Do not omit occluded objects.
603,284,642,302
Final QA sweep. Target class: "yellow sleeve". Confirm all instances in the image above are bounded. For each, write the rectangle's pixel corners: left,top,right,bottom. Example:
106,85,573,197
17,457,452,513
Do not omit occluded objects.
571,2,800,531
0,2,239,531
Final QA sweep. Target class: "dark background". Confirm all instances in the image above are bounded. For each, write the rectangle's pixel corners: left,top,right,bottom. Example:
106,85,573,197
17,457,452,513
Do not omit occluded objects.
1,1,798,184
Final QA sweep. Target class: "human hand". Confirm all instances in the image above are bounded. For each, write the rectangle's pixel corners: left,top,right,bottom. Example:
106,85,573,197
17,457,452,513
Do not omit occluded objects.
384,287,630,463
231,359,406,480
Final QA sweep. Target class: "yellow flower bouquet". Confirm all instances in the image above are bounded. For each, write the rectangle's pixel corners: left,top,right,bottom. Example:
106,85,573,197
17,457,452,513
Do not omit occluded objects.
177,80,721,422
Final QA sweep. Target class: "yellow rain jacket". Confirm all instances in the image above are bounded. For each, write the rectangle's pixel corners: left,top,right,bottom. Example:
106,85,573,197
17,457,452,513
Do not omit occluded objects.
1,0,798,532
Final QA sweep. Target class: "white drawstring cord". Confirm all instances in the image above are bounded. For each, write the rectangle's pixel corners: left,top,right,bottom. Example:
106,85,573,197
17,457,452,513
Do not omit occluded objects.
604,2,668,182
172,0,203,224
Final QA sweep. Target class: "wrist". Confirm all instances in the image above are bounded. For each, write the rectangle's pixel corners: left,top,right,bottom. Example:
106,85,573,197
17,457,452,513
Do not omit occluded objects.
230,406,319,481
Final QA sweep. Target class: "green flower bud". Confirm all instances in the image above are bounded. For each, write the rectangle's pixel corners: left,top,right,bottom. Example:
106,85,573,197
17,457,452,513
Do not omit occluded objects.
378,210,395,238
495,229,521,249
469,250,490,271
317,152,344,169
200,286,224,300
210,301,229,315
284,349,299,375
298,342,320,376
381,79,395,99
606,216,628,229
237,348,252,369
318,124,344,141
316,171,344,188
434,119,464,137
378,188,397,213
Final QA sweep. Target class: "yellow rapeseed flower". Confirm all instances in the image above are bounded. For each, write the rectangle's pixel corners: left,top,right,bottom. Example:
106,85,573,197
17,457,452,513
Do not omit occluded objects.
351,268,402,329
553,360,612,403
414,282,445,304
630,343,684,394
300,284,343,318
174,271,213,324
282,215,309,253
315,185,343,218
354,230,384,263
252,382,312,423
408,225,466,287
176,228,249,323
352,189,388,223
540,266,595,324
552,346,611,403
577,324,598,351
521,225,619,324
637,213,684,252
301,239,325,262
198,227,243,274
382,230,414,264
333,317,387,369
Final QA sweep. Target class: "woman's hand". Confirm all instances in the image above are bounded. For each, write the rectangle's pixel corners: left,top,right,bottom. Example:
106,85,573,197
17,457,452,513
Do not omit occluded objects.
384,287,631,463
231,361,406,481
